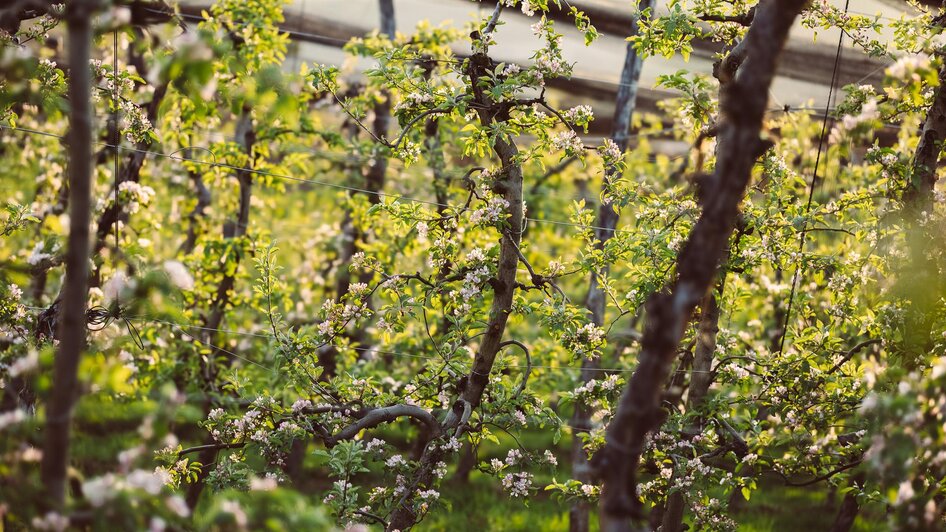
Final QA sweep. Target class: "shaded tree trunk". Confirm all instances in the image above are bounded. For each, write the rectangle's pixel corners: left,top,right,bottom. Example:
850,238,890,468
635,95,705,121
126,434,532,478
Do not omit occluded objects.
203,106,255,364
40,0,97,509
570,4,651,531
321,0,394,376
185,107,256,509
900,46,946,366
830,474,864,532
387,18,527,527
178,148,212,255
452,441,477,484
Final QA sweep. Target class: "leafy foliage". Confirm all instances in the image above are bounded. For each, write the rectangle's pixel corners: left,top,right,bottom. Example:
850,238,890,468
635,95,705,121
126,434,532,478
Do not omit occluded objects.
1,0,945,530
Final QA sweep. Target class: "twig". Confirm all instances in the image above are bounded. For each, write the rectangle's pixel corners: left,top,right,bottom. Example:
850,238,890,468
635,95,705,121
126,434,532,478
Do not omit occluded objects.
827,338,881,374
777,459,863,487
500,339,532,398
178,442,245,457
699,7,756,26
483,2,504,37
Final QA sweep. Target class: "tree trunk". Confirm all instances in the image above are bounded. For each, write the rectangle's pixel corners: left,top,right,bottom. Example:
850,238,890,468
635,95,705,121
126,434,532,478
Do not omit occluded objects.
186,107,256,508
387,36,526,531
452,441,477,484
900,50,946,366
178,148,212,255
661,290,722,532
830,492,859,532
570,5,651,531
905,61,946,213
595,2,807,530
322,0,394,375
40,0,97,509
830,475,864,532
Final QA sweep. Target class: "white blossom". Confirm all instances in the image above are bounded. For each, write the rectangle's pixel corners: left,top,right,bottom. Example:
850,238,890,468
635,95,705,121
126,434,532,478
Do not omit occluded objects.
0,409,26,431
501,472,533,497
163,260,194,290
550,130,583,154
32,512,69,531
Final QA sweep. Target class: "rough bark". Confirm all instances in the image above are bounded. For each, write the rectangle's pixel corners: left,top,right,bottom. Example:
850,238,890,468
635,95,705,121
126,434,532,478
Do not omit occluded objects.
594,2,807,530
40,0,96,509
905,62,946,213
570,4,651,531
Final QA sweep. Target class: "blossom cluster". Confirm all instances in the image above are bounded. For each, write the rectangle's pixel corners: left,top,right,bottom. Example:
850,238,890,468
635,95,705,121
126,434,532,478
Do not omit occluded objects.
469,196,510,226
114,181,157,215
550,130,584,157
561,322,606,359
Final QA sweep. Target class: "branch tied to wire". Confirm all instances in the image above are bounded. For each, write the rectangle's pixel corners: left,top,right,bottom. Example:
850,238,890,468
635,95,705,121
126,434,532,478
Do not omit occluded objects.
85,304,144,349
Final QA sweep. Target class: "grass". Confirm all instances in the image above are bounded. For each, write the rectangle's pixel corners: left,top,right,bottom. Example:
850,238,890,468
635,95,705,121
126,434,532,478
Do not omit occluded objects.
416,474,888,531
417,475,577,531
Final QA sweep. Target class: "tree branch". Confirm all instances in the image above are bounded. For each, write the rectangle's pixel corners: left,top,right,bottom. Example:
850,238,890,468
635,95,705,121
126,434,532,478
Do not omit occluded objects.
41,0,95,509
827,338,881,374
776,460,863,487
330,404,442,443
178,442,245,457
699,6,756,26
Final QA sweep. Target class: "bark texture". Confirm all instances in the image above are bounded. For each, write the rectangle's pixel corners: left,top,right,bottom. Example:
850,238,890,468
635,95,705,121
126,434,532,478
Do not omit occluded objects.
594,2,807,529
906,62,946,213
40,0,97,509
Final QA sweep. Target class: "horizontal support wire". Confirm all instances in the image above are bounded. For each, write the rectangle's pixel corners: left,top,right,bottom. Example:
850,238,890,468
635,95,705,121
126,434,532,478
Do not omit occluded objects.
0,123,682,235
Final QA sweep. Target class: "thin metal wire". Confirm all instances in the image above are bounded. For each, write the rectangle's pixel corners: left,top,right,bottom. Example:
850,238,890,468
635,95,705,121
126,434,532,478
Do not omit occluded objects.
165,321,276,372
777,0,850,358
162,7,904,94
0,123,689,235
2,99,905,243
127,315,722,375
113,30,121,308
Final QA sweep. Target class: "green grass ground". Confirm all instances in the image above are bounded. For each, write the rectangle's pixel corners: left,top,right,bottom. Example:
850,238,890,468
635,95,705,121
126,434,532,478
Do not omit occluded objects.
418,475,886,531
